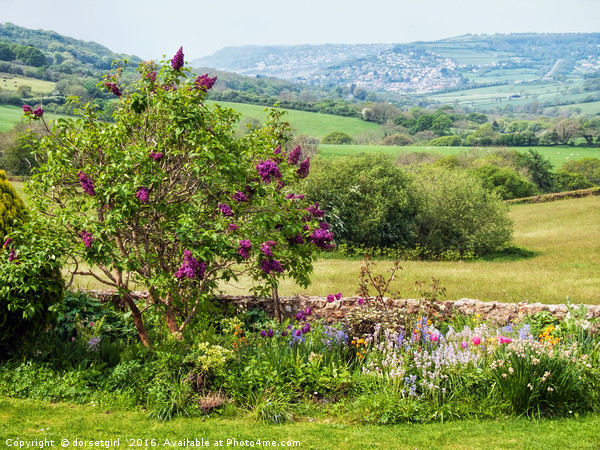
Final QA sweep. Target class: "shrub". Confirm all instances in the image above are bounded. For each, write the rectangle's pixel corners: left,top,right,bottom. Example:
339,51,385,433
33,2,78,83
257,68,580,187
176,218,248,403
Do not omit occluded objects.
381,134,414,146
321,131,353,145
414,166,513,256
303,153,420,248
428,135,462,146
0,170,27,242
554,171,595,192
472,165,537,200
24,50,326,347
559,157,600,186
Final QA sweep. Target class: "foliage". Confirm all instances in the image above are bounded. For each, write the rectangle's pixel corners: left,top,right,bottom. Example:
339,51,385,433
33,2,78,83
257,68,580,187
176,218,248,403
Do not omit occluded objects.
428,135,462,146
303,153,419,248
0,169,27,240
24,50,326,346
381,134,414,146
472,165,537,200
321,131,353,145
413,166,513,256
559,157,600,186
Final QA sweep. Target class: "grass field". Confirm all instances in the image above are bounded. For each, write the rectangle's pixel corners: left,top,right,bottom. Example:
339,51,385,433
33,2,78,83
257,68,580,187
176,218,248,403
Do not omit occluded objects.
210,100,381,139
2,397,600,449
0,105,25,132
0,74,56,95
319,144,600,170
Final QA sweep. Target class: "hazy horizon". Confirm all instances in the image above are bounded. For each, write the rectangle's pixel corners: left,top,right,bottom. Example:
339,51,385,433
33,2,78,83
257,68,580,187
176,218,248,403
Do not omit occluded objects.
1,0,599,61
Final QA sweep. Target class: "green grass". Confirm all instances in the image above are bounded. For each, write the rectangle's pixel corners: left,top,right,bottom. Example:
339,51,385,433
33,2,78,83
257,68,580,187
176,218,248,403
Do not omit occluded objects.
1,397,600,449
220,196,600,305
319,144,600,170
210,101,381,139
0,105,25,132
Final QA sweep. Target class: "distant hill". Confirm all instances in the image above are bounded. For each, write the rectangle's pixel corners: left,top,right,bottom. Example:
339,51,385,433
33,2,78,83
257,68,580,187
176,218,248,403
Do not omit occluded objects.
194,33,600,97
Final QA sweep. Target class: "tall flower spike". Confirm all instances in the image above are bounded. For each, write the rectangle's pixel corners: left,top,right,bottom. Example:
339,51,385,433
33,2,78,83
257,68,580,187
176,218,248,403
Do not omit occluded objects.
172,47,184,70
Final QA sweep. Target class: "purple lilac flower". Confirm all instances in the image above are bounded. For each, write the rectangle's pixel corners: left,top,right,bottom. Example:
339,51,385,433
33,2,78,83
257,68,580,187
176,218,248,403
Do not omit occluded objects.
78,171,96,196
195,73,217,91
237,239,252,259
319,222,330,230
287,234,304,245
228,223,240,232
256,160,282,184
171,47,184,70
219,203,234,216
33,106,44,117
8,249,16,263
103,82,122,97
260,242,275,257
310,228,335,250
274,145,282,155
267,329,274,338
3,238,12,248
22,104,32,114
80,230,93,249
136,187,150,203
297,157,310,178
288,146,301,165
233,191,248,202
146,71,157,82
174,249,206,280
149,151,164,161
285,193,295,200
306,203,325,218
260,259,284,274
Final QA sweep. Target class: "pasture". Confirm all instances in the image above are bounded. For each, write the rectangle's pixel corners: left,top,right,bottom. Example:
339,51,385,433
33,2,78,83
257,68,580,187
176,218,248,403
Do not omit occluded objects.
0,74,56,95
0,105,25,132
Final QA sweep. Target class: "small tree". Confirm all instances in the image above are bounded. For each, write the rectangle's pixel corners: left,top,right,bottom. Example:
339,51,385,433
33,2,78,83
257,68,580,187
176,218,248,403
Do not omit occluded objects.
23,50,331,347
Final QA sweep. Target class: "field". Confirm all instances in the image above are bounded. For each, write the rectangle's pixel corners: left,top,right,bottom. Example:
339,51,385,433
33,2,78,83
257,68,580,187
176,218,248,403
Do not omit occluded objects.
210,100,380,139
319,144,600,170
0,105,25,132
2,397,600,449
0,74,56,95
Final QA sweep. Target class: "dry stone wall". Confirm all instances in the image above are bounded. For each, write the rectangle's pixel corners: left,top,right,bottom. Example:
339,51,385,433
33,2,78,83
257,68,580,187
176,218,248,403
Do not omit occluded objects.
87,290,600,324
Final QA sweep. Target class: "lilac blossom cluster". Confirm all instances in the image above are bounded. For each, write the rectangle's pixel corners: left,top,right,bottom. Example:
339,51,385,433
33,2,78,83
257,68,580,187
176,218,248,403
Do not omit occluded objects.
228,223,240,232
103,82,122,97
22,104,44,118
171,47,184,70
78,171,96,196
306,203,325,218
175,249,206,280
233,191,248,202
219,203,234,216
288,146,301,165
136,187,150,203
195,73,217,91
260,259,284,274
297,158,310,178
260,241,277,257
310,225,335,251
149,151,164,161
80,230,94,249
256,160,282,184
146,71,157,82
237,239,252,259
285,193,305,201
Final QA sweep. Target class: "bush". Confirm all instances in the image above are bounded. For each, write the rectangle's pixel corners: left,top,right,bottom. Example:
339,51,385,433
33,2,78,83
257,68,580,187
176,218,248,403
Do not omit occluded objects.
472,165,537,200
303,153,420,248
428,135,462,146
321,131,353,145
554,171,595,192
559,157,600,186
414,166,513,256
381,134,414,146
0,170,27,241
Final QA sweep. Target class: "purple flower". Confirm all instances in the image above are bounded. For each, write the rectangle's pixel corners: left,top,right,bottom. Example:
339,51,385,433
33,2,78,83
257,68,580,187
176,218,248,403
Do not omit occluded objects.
80,230,93,249
260,241,276,258
335,292,342,300
33,106,44,117
136,187,150,203
228,223,240,232
219,203,234,216
297,157,310,178
78,171,96,196
296,312,305,322
310,228,335,251
3,238,12,248
256,160,282,184
288,145,301,165
327,294,335,303
307,203,325,218
260,330,267,338
233,191,248,202
8,249,16,263
305,307,312,316
358,298,365,305
195,73,217,91
103,82,122,97
260,259,284,274
287,233,304,245
146,71,157,82
302,323,311,334
171,47,184,70
22,104,32,114
274,145,282,155
281,331,288,337
237,239,252,259
149,151,164,161
267,329,274,338
295,329,302,337
175,249,206,280
319,222,330,230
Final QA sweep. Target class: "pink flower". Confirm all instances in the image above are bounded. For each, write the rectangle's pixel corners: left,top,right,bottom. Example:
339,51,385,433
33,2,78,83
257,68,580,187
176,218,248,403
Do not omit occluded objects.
430,334,439,342
461,342,468,349
89,322,95,327
357,298,365,305
472,337,481,345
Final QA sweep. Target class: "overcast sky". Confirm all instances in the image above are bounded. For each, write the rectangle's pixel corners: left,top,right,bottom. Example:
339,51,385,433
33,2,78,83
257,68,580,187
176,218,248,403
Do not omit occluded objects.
1,0,599,61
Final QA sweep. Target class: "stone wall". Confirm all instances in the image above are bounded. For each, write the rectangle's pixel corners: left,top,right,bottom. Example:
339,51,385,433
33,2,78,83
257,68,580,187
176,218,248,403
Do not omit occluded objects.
87,290,600,324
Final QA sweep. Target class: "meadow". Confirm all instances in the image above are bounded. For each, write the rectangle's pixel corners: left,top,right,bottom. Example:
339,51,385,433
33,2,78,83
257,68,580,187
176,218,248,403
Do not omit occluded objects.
0,74,56,95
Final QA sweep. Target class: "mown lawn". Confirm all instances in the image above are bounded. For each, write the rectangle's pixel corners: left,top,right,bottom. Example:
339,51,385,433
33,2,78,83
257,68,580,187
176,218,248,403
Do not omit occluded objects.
1,397,599,449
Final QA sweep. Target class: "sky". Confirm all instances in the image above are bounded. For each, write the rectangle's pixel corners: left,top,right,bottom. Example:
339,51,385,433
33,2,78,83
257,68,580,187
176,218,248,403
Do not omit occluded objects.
1,0,599,61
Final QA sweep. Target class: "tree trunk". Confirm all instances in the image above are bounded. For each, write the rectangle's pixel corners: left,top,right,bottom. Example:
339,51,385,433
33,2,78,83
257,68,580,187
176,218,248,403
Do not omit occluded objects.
272,286,282,322
121,292,152,348
164,307,183,339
